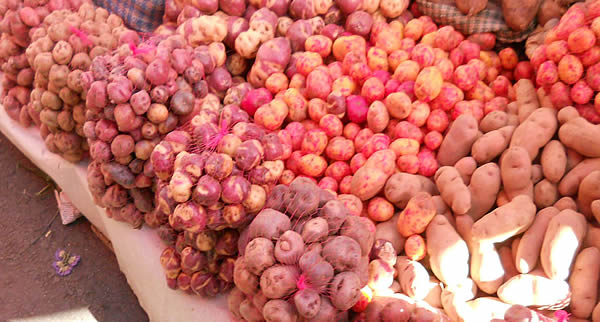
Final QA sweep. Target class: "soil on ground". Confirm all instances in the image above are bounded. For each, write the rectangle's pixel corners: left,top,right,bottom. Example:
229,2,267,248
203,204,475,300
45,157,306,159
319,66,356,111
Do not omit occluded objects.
0,133,149,322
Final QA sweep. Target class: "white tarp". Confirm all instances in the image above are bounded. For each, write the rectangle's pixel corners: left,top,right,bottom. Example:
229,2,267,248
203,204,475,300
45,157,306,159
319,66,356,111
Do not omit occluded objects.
0,108,231,322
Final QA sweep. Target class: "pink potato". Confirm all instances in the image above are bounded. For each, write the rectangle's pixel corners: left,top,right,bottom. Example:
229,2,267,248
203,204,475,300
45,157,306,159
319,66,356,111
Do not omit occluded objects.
499,47,518,69
326,136,355,161
350,166,388,201
555,4,586,40
546,40,569,63
285,122,307,151
393,60,420,83
384,91,413,120
414,66,443,102
397,154,419,173
558,54,584,85
466,81,494,102
468,59,487,81
536,61,559,86
306,69,332,100
568,27,596,54
578,46,600,67
571,80,594,105
587,62,600,91
354,128,374,152
361,77,385,103
514,61,533,80
350,153,367,174
550,82,573,108
484,96,509,114
299,154,328,177
411,44,435,68
320,114,343,137
367,101,390,133
319,176,338,192
360,134,391,158
367,197,394,222
367,47,390,72
343,122,361,140
301,129,329,155
430,82,464,111
305,35,333,57
426,109,449,133
346,95,369,124
453,64,478,91
325,161,352,182
424,131,443,150
308,98,327,122
339,176,353,194
490,75,511,97
452,100,484,122
407,101,431,127
241,88,273,117
394,121,423,143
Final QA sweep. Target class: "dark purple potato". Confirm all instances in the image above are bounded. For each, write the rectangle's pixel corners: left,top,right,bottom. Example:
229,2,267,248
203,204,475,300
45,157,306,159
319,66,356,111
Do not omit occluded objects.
170,90,194,115
345,11,373,37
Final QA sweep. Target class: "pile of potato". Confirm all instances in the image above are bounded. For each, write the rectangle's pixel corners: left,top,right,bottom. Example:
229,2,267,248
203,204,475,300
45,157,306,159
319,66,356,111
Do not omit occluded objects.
528,3,600,124
84,36,230,227
0,0,83,127
25,4,132,162
228,177,374,321
343,79,600,320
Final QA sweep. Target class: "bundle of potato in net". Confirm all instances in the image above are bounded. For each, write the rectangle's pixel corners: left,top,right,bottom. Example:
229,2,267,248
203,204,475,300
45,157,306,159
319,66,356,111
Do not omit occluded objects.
150,85,302,295
23,3,132,162
0,0,84,127
228,177,375,321
83,35,224,228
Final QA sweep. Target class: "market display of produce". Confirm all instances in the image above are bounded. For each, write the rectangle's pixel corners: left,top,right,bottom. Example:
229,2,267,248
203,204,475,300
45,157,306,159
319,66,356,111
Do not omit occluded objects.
3,0,600,320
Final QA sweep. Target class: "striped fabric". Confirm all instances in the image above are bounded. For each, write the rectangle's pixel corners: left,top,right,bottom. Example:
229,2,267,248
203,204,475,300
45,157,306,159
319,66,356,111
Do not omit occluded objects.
93,0,165,32
416,0,536,43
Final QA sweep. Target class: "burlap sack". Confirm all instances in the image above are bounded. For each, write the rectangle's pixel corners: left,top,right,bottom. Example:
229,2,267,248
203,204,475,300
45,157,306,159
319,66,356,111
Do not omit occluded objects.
416,0,537,43
93,0,165,32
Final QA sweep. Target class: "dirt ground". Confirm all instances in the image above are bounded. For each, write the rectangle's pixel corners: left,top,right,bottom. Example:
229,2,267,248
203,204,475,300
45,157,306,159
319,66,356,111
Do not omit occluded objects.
0,133,148,322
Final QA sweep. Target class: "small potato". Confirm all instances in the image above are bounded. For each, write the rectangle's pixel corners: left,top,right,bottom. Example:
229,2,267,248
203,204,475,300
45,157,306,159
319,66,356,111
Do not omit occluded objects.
322,236,362,272
350,167,388,201
396,192,436,237
367,197,394,222
329,271,362,311
294,289,321,319
245,237,276,275
260,265,300,299
298,154,327,177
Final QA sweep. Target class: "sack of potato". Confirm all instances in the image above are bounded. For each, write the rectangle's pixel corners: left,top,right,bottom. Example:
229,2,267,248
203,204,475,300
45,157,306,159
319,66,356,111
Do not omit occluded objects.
415,0,577,44
229,177,375,321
